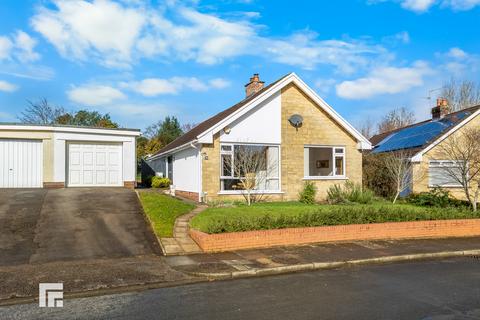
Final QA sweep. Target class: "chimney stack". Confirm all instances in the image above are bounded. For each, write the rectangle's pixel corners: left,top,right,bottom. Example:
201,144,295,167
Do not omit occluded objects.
245,73,264,97
432,98,450,120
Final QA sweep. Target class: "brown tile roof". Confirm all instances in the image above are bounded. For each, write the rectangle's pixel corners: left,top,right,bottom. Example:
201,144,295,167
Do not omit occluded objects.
369,104,480,152
152,73,291,157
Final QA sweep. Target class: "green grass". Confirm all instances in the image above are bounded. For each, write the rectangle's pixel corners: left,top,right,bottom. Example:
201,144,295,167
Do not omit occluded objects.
190,201,479,234
139,191,195,237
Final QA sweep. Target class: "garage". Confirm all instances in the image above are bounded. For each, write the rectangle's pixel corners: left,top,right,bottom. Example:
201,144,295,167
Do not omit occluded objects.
0,139,43,188
68,143,123,187
0,124,140,189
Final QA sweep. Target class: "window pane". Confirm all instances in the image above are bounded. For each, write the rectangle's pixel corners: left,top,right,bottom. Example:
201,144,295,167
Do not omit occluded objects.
267,146,279,179
221,178,243,190
307,147,333,176
221,154,232,177
335,148,344,154
429,166,461,186
335,156,344,175
221,145,232,152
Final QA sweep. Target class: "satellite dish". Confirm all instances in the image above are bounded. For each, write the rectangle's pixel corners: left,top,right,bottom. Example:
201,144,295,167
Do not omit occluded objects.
288,114,303,128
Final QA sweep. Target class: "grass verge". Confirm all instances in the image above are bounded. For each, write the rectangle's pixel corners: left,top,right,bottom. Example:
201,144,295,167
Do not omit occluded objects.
139,191,195,237
190,201,479,234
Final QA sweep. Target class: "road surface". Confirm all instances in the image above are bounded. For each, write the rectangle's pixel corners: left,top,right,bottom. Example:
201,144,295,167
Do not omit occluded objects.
1,257,480,319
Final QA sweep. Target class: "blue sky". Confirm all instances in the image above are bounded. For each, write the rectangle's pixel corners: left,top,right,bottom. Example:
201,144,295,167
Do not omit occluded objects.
0,0,478,131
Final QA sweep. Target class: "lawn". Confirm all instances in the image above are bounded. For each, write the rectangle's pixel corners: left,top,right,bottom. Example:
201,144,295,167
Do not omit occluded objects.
190,201,479,234
139,191,195,237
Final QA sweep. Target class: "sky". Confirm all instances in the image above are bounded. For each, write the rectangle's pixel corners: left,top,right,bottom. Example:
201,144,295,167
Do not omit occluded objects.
0,0,478,131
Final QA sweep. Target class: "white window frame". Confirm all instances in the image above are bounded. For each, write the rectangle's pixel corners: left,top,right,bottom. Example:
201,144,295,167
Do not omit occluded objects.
303,145,348,180
219,143,282,194
428,160,464,188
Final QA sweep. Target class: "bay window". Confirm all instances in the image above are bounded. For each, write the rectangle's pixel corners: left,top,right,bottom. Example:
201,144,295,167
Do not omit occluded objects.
220,144,280,192
304,146,345,178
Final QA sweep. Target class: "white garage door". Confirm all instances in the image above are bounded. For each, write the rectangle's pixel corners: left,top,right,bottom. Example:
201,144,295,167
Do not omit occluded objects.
68,143,123,187
0,139,43,188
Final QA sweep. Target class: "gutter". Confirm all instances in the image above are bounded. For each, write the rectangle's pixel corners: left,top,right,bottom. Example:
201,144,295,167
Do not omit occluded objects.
147,139,199,161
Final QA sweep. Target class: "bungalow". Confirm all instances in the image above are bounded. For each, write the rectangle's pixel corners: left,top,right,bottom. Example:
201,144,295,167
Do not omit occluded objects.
370,99,480,199
145,73,371,202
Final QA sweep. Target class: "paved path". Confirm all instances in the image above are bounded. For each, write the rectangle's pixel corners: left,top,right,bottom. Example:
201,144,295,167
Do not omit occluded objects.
161,205,207,255
165,236,480,276
3,257,480,319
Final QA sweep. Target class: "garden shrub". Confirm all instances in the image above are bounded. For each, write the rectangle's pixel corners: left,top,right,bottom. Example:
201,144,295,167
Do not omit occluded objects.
151,176,171,188
299,181,317,204
327,181,374,204
363,153,396,198
407,187,467,208
196,204,477,234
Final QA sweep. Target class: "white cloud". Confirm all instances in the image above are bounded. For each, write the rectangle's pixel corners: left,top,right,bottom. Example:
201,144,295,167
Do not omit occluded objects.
209,78,231,89
374,0,480,12
401,0,436,12
67,85,126,106
314,78,337,95
14,31,40,62
31,0,389,73
122,77,230,96
336,61,433,99
0,36,13,60
0,80,18,92
447,47,468,59
31,0,146,68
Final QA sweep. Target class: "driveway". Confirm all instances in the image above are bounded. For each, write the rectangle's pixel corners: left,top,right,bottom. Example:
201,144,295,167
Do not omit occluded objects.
0,188,161,266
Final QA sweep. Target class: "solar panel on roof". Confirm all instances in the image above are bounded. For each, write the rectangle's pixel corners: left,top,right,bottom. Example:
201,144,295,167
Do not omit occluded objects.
372,110,472,153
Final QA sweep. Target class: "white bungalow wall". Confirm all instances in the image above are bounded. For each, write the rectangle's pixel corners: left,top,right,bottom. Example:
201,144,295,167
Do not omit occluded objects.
219,91,281,144
172,147,200,193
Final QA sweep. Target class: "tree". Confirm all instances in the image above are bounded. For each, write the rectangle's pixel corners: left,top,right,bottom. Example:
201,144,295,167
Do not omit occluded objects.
436,127,480,211
359,118,376,139
363,153,396,198
143,116,183,155
181,122,197,133
225,145,277,206
377,107,415,134
56,110,119,128
19,99,65,124
382,151,423,204
441,78,480,112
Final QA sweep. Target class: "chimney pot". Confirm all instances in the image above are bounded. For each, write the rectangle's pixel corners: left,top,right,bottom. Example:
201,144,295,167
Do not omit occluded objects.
432,98,450,120
245,73,265,97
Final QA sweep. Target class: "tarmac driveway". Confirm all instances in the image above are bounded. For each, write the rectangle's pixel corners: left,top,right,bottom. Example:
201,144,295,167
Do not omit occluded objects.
0,188,160,266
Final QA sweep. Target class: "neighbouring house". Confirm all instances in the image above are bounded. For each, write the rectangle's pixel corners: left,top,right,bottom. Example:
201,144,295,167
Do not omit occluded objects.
0,124,140,188
370,98,480,199
144,73,371,202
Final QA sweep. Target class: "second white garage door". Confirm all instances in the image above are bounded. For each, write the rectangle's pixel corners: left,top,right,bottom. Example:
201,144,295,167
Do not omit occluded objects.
68,143,123,187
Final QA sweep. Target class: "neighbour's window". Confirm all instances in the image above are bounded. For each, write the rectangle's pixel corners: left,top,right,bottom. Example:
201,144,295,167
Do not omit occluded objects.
220,144,279,191
304,146,345,177
429,160,463,187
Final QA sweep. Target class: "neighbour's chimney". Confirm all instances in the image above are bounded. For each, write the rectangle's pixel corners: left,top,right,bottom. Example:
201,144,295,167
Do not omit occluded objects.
245,73,264,97
432,98,450,120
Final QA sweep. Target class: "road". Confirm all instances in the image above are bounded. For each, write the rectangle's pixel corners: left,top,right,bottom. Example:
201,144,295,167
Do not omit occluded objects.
1,257,480,320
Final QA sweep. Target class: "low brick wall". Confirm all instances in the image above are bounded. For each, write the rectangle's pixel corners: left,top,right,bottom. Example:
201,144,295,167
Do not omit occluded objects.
190,219,480,252
176,190,199,202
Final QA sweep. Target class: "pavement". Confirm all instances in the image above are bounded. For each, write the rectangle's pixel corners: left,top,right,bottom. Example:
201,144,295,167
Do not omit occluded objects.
165,236,480,278
2,257,480,319
0,188,161,266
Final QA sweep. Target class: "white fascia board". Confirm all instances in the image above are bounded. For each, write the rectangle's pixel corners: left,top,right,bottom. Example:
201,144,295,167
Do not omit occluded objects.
410,109,480,163
0,124,141,136
148,140,199,160
196,73,372,150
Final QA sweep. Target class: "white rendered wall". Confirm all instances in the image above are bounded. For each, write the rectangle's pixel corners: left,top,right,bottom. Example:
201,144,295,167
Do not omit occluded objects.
172,147,199,193
220,91,281,144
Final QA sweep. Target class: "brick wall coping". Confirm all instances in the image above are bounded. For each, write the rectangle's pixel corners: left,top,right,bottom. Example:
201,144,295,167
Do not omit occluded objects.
190,218,480,252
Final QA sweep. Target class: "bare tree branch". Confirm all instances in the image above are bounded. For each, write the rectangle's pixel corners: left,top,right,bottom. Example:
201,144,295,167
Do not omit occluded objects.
441,78,480,112
377,107,415,134
18,98,66,125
